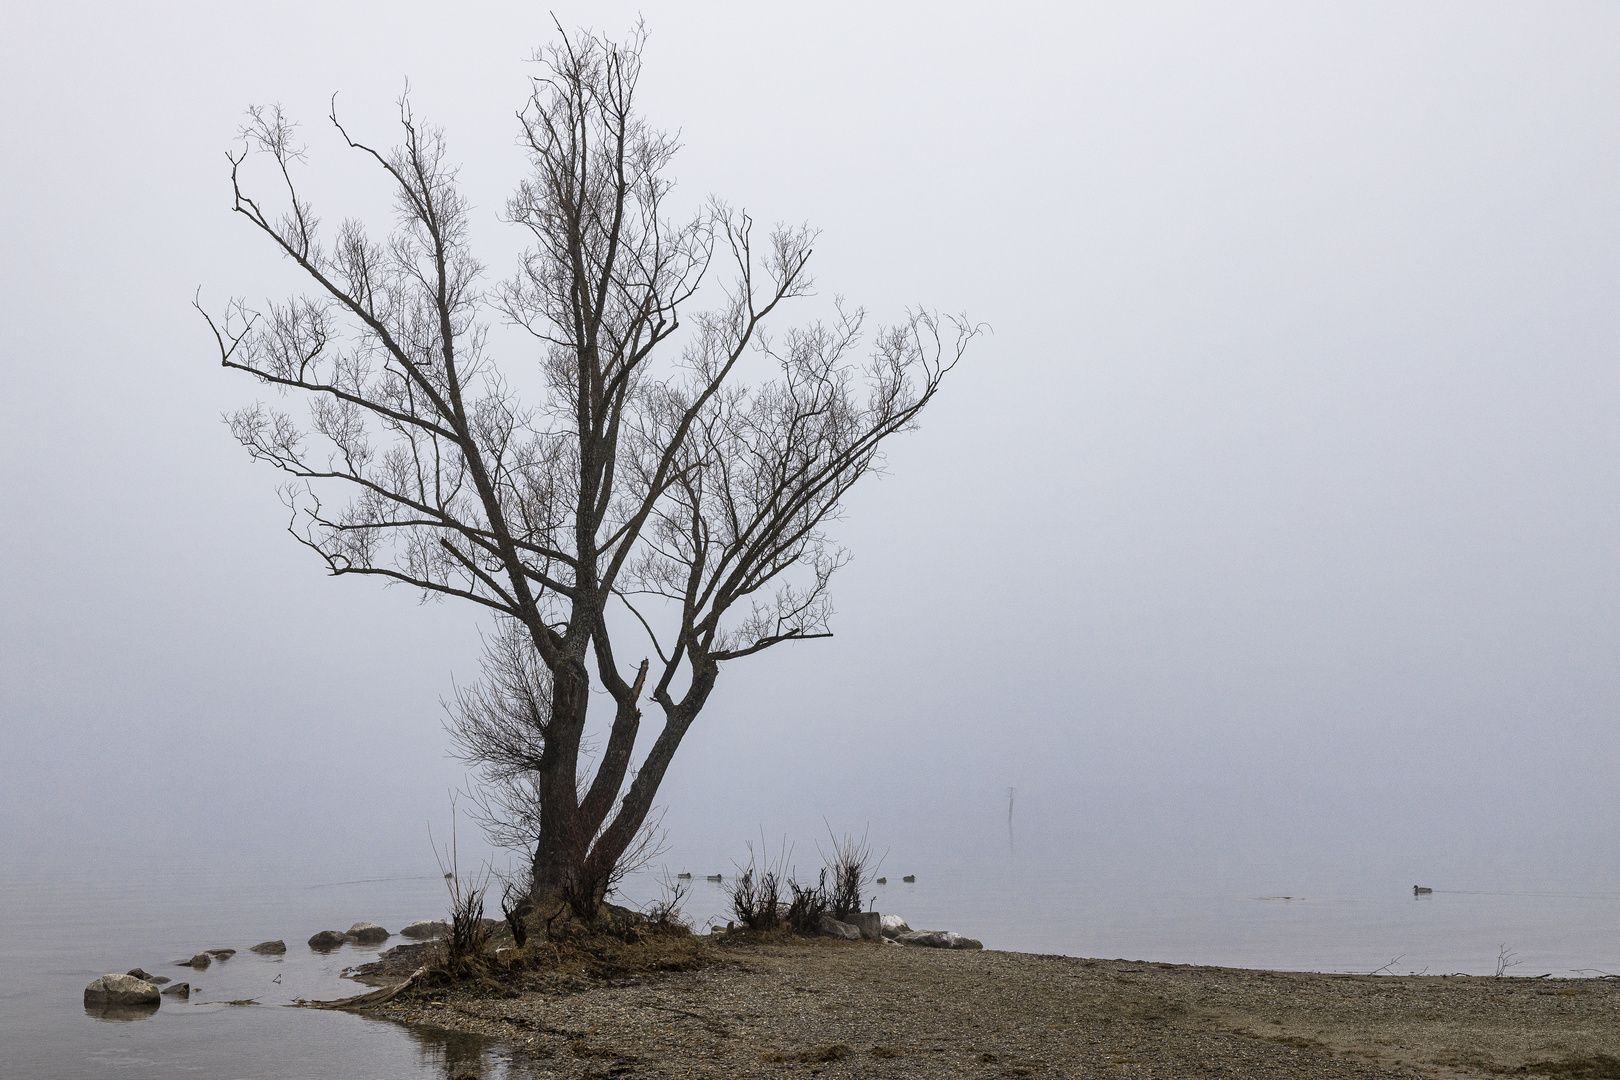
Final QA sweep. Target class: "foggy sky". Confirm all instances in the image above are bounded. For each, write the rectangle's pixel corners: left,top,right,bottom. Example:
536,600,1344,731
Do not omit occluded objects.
4,2,1620,894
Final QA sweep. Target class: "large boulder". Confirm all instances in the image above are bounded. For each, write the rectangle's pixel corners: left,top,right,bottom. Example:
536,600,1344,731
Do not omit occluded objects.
844,912,883,942
308,930,346,950
399,920,449,940
249,940,286,954
896,930,983,950
84,974,160,1007
344,922,390,945
818,914,861,940
880,915,911,938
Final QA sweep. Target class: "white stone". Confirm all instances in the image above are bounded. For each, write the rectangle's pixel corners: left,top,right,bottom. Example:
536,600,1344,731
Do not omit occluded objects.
896,930,983,950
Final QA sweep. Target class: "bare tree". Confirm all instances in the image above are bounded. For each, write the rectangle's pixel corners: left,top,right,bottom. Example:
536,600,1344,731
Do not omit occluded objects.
202,23,976,913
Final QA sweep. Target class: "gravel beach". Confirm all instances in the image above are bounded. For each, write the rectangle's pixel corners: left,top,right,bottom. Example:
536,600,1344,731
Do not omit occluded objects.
354,937,1620,1078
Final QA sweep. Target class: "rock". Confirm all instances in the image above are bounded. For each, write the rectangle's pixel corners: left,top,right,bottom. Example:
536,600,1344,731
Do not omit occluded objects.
818,914,861,940
379,942,433,962
249,940,286,954
308,930,346,950
896,930,983,950
181,953,211,969
399,920,449,940
602,903,648,930
876,877,887,884
344,922,390,944
84,974,160,1007
126,968,153,981
149,976,170,985
205,948,235,959
845,912,883,942
161,982,190,998
880,915,911,938
902,875,916,883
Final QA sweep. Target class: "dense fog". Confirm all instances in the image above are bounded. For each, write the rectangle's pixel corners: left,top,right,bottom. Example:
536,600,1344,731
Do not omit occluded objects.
4,2,1619,901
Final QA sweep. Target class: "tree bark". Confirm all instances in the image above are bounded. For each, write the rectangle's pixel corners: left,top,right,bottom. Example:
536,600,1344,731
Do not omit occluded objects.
531,652,591,893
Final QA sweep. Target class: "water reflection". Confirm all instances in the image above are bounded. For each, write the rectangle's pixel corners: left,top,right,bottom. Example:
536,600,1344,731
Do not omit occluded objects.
84,1001,160,1023
402,1020,505,1078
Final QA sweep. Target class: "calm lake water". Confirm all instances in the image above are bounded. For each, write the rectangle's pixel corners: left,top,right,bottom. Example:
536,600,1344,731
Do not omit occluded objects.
7,848,1620,1077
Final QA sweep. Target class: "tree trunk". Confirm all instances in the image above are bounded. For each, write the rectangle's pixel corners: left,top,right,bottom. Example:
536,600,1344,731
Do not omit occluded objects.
530,653,591,895
582,667,719,886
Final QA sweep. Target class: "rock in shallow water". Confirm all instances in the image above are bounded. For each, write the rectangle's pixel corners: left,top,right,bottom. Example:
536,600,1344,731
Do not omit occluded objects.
249,940,286,954
896,930,983,950
205,948,235,959
125,968,153,981
345,922,390,944
308,930,346,950
182,953,211,969
85,974,160,1006
399,920,449,939
161,982,190,998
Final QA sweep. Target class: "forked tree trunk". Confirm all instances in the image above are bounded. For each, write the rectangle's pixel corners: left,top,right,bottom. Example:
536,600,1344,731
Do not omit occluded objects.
556,666,720,906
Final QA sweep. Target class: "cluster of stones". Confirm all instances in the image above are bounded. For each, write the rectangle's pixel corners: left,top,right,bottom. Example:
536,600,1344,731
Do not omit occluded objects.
810,911,983,949
85,906,982,1016
306,919,453,950
84,918,455,1012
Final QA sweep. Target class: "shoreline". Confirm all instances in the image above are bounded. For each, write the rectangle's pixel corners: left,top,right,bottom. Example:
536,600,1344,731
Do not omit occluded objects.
342,936,1620,1078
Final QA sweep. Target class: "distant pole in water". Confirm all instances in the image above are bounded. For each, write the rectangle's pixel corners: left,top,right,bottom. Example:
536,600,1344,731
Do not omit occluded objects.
1006,787,1016,853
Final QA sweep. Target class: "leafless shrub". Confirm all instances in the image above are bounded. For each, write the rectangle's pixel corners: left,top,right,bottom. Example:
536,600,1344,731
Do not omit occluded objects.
729,868,783,931
642,871,692,933
727,837,789,931
448,881,492,964
785,868,831,934
821,824,883,919
1495,944,1523,978
446,619,552,858
432,803,493,969
500,877,533,948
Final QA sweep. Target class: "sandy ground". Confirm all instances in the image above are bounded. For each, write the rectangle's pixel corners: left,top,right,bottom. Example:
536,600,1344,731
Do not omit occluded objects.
350,937,1620,1078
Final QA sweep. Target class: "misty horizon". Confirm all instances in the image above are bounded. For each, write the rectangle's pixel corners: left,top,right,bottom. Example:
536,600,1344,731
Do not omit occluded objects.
6,1,1620,910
